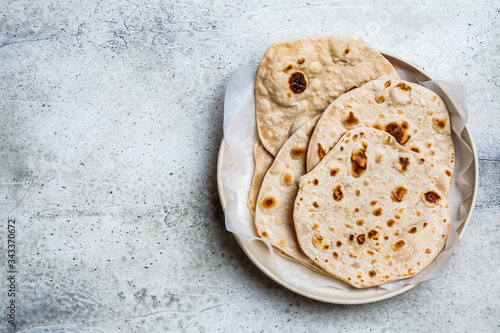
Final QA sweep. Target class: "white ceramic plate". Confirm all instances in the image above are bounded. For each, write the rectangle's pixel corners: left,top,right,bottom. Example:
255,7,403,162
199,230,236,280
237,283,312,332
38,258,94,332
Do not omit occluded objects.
217,53,479,304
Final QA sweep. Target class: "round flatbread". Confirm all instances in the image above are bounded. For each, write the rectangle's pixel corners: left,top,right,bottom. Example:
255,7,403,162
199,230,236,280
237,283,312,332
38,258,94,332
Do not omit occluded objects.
255,36,399,156
306,78,454,196
255,116,320,268
294,127,451,288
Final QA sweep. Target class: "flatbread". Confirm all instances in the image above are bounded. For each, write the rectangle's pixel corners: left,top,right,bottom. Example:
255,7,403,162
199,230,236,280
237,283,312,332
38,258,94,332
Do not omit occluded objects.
254,116,320,268
255,36,400,156
294,127,451,288
248,139,274,216
247,141,327,274
272,247,330,275
306,78,455,197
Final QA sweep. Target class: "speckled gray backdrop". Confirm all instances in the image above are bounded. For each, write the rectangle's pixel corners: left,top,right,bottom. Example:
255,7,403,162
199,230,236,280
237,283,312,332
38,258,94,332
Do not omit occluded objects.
0,1,499,332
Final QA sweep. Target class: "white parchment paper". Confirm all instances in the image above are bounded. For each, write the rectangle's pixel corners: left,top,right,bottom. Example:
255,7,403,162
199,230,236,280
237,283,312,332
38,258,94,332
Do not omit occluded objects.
222,64,474,291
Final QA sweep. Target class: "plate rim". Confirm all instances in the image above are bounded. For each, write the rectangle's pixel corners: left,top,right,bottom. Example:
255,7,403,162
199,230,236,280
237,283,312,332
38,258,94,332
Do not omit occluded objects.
216,52,479,304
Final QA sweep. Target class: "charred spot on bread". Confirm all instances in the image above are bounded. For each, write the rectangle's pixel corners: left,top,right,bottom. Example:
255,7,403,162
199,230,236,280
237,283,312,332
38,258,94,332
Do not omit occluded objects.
357,234,366,244
394,82,412,92
433,117,447,129
368,229,379,239
398,156,410,171
392,185,408,202
317,143,327,161
333,184,344,201
283,64,293,73
392,240,406,251
289,72,307,93
385,121,411,145
330,167,340,176
373,207,383,216
424,191,442,204
344,111,360,126
283,173,293,185
262,196,277,209
292,146,307,158
351,147,367,178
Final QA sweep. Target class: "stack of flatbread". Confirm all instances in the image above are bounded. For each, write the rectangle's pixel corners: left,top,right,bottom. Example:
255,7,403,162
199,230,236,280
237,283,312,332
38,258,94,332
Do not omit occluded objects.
248,36,454,288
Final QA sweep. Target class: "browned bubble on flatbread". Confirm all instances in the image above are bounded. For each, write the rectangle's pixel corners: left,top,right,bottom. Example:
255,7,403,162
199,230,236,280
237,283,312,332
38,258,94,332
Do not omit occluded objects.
292,146,307,158
398,156,410,172
423,191,442,205
317,143,327,161
262,196,278,209
433,117,447,131
289,72,307,93
254,116,327,271
306,78,454,197
255,36,400,156
392,240,406,251
392,185,408,202
385,121,411,145
350,147,367,178
394,82,412,92
333,184,344,201
283,173,293,185
294,128,450,288
344,111,360,127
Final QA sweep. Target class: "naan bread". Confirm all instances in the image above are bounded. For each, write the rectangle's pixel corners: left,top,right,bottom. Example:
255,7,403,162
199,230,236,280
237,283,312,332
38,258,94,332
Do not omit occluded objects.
255,36,400,156
306,78,454,196
294,127,451,288
255,116,320,268
248,140,274,216
246,141,298,266
247,141,325,274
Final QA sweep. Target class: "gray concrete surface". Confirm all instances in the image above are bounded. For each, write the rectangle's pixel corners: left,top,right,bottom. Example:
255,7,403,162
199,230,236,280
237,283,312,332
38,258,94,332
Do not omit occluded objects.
0,0,499,332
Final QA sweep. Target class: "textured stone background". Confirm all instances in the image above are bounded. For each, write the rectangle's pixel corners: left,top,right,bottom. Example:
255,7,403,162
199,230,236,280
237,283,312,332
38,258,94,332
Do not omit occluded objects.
0,0,499,332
